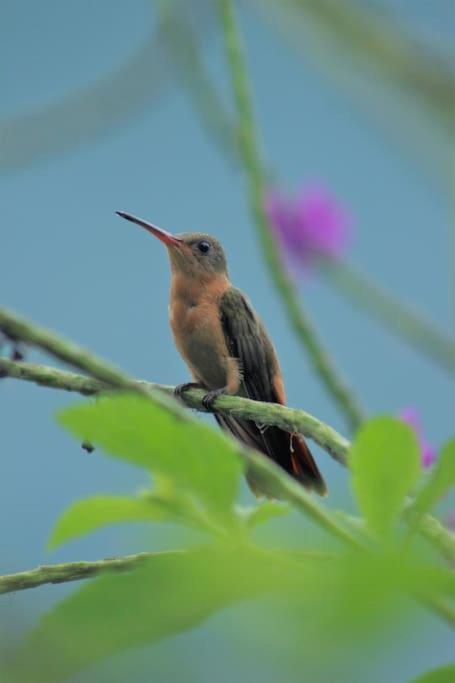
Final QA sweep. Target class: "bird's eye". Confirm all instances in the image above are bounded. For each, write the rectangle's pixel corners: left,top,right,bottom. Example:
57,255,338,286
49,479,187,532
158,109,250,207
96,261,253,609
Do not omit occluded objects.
197,241,211,253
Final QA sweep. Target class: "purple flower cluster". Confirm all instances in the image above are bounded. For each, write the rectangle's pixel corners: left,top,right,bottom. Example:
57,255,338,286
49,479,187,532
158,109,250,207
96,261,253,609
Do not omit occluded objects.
264,183,350,270
399,407,437,469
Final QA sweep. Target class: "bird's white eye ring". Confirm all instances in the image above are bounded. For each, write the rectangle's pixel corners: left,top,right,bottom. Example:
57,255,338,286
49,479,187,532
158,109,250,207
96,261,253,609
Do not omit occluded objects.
198,241,211,253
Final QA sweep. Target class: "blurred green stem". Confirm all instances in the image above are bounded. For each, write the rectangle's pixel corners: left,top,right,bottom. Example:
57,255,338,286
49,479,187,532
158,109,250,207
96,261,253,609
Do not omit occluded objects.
1,551,453,626
323,260,455,373
219,0,365,433
0,551,180,595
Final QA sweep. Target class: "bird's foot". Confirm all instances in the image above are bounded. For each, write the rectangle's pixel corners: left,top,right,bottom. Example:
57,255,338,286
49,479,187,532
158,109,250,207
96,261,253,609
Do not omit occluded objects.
201,388,225,410
174,382,202,400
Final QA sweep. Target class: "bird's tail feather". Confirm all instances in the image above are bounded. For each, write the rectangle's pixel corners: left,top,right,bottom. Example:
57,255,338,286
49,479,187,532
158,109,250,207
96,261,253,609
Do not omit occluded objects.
215,415,327,497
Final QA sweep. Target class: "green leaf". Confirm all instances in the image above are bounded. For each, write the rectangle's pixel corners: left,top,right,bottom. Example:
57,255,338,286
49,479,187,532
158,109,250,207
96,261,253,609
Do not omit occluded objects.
410,664,455,683
57,395,244,523
238,501,290,528
350,416,420,539
407,439,455,534
48,496,171,550
3,548,271,683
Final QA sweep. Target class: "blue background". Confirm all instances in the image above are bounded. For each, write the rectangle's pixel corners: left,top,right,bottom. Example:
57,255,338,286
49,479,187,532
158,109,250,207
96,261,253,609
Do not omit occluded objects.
1,1,453,681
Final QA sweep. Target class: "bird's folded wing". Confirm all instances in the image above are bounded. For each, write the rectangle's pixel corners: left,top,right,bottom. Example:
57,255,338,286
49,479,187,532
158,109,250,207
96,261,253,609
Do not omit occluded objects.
219,287,278,403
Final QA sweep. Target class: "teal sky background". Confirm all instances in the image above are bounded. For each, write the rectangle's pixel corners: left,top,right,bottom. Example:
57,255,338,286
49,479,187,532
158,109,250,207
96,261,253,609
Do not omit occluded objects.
1,1,453,681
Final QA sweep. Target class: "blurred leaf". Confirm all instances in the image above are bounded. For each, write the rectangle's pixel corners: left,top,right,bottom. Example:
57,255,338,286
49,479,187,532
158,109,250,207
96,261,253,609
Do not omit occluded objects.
58,395,244,524
48,495,173,550
407,439,455,534
350,417,420,539
239,501,290,528
3,547,274,683
410,664,455,683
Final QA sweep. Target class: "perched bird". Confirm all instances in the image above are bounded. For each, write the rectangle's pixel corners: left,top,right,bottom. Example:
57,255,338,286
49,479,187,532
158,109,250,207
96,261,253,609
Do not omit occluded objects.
117,211,327,496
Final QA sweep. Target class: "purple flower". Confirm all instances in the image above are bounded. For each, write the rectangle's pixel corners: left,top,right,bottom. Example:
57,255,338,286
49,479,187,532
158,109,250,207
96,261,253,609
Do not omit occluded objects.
399,407,437,468
264,183,351,270
446,511,455,532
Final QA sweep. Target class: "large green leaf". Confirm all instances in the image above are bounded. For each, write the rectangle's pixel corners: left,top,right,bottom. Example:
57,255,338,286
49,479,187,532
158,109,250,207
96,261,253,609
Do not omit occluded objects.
48,495,174,550
3,548,272,683
406,439,455,535
350,417,420,539
58,395,244,523
2,544,451,682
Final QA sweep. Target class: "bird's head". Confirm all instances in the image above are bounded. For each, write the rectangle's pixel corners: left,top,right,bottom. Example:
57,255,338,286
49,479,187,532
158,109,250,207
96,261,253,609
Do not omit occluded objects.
117,211,228,279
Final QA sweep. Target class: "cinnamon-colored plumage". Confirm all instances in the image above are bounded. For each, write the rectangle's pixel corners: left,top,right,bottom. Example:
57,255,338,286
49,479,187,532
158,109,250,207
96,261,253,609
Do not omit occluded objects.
117,211,327,496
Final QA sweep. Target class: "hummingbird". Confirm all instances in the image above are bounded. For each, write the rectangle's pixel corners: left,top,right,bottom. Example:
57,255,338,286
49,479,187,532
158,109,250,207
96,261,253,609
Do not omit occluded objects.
117,211,327,497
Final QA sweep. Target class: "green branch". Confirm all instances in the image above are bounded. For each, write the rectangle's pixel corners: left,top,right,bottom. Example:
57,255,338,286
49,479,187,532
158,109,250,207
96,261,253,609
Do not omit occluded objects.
1,553,453,626
0,551,179,595
1,357,454,564
0,357,349,465
219,0,365,433
0,307,360,550
0,308,146,395
324,261,455,374
1,306,454,562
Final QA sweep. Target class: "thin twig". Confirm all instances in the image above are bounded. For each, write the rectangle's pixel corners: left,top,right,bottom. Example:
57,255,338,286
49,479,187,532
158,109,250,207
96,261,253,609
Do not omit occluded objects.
219,0,365,432
0,552,179,595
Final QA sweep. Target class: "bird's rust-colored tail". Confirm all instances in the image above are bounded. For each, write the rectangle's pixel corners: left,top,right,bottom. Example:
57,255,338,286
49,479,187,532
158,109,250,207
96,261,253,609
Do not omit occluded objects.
215,414,327,497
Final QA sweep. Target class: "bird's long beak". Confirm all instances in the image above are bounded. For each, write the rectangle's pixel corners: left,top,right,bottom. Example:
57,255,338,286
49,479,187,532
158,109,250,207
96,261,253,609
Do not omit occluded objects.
116,211,183,248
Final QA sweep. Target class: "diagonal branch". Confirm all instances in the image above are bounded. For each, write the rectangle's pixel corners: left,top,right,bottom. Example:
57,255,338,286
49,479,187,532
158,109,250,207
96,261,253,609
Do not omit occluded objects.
0,551,180,595
0,307,359,549
2,359,454,565
0,357,349,465
1,307,454,562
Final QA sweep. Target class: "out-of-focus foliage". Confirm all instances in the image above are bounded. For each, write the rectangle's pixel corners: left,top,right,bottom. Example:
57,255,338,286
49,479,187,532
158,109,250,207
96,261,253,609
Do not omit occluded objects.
58,395,244,528
350,416,420,540
3,548,270,683
1,2,453,682
2,394,452,682
48,495,174,550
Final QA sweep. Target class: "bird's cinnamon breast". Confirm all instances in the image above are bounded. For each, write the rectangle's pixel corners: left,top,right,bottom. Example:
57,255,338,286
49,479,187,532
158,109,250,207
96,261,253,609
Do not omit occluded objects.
169,275,233,390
